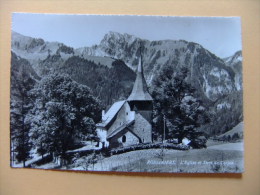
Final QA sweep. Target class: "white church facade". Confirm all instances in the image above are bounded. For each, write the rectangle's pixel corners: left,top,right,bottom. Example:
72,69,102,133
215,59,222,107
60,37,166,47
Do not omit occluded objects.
96,55,153,148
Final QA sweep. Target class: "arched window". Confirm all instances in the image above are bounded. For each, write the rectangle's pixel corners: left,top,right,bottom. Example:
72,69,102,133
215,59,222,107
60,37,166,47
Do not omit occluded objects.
122,135,126,143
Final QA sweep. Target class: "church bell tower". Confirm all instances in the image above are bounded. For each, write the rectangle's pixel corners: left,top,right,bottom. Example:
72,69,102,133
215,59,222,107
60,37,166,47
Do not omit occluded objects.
127,47,153,123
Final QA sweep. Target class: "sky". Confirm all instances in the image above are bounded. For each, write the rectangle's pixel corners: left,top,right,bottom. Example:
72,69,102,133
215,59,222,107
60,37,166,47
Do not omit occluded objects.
12,13,242,58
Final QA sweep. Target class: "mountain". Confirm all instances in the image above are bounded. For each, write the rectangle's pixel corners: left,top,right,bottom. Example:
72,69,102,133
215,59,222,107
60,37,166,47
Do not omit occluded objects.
223,51,243,90
11,30,242,102
75,31,237,101
10,51,40,97
11,31,136,107
12,31,239,102
11,31,75,75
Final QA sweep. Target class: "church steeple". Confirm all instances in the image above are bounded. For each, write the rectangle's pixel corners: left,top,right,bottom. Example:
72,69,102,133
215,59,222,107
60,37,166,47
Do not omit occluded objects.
127,47,153,101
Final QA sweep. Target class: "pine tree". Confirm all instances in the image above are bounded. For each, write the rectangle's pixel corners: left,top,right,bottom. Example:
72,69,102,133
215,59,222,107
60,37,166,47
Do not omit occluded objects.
10,53,37,166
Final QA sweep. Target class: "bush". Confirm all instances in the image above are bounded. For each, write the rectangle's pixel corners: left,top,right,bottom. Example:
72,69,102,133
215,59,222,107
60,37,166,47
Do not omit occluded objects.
232,133,240,141
189,135,207,149
110,142,189,155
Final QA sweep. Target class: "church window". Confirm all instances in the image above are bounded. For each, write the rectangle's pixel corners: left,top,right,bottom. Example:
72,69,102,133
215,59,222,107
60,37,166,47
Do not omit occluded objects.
122,135,126,143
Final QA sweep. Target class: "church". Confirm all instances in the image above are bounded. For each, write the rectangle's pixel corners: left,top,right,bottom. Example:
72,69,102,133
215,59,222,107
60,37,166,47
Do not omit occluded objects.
96,54,153,148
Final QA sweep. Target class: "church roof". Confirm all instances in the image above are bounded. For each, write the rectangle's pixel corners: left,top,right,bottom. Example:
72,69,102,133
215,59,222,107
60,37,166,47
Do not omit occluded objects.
97,100,126,128
127,56,153,101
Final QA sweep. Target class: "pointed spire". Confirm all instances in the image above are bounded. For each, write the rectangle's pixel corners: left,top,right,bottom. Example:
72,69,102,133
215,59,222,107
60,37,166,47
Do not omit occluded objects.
128,45,153,101
137,48,143,73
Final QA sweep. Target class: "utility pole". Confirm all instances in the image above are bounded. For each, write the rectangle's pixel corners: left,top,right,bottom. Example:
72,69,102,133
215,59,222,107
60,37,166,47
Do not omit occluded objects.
163,114,166,143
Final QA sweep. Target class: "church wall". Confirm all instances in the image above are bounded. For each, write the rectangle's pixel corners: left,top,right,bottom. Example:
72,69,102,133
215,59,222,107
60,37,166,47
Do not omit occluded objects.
133,113,152,143
107,102,134,136
138,110,152,124
117,131,140,147
109,138,120,148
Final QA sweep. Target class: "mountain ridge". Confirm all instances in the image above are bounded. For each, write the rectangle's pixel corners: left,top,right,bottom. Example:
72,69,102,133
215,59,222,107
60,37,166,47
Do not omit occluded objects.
11,31,243,102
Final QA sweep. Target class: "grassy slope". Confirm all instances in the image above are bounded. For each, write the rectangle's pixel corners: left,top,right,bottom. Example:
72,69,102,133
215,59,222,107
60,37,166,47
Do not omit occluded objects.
28,140,243,173
217,122,244,138
69,141,244,173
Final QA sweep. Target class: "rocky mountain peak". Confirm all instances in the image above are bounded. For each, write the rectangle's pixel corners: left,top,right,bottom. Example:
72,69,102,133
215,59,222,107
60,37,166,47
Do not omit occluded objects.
101,31,140,44
224,50,242,66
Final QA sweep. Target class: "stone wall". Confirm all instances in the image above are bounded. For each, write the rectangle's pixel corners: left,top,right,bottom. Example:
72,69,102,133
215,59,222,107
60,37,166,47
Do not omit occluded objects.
133,113,152,143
